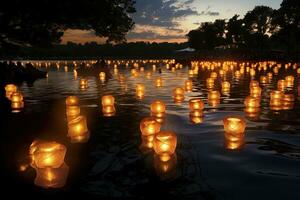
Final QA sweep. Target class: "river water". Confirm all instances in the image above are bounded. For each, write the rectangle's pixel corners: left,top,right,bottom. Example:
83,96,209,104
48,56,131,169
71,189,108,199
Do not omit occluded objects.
2,60,300,199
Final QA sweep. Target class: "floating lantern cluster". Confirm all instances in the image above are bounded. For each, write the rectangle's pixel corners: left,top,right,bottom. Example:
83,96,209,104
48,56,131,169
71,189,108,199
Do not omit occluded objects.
102,95,116,116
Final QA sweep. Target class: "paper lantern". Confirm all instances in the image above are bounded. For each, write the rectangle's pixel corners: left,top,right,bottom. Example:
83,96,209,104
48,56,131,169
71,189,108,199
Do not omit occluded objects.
249,80,259,88
155,78,163,87
136,84,145,99
277,79,286,91
285,76,294,87
79,79,88,89
250,68,256,77
189,98,204,111
5,84,17,99
260,76,268,84
31,141,66,168
244,96,260,108
234,70,241,78
250,86,261,98
185,80,193,92
270,90,284,100
221,81,230,92
146,72,152,79
34,163,69,188
140,117,161,137
206,78,215,89
150,100,166,114
66,96,79,106
131,69,138,77
153,131,177,160
210,72,218,79
11,92,24,110
68,116,90,143
273,67,279,74
154,153,177,179
173,87,185,102
102,95,115,107
208,90,220,101
66,106,80,121
99,72,106,81
223,116,246,142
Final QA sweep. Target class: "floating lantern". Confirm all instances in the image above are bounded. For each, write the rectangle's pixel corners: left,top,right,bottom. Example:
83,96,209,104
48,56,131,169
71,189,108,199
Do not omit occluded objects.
210,72,218,79
131,69,138,77
68,116,90,143
273,67,279,74
249,80,259,88
270,90,284,100
102,95,115,107
189,98,204,111
66,106,80,121
155,78,163,87
5,84,17,99
151,100,166,114
244,96,260,108
154,153,177,179
260,76,268,84
208,90,220,101
277,79,286,91
99,72,106,81
234,70,241,78
223,116,246,142
173,87,185,102
185,80,193,92
285,76,294,87
146,72,152,79
31,141,66,168
250,68,256,77
136,84,145,99
34,163,69,188
79,79,88,89
11,92,24,110
206,78,215,89
140,117,161,137
153,131,177,161
250,86,261,98
221,81,230,92
66,96,79,106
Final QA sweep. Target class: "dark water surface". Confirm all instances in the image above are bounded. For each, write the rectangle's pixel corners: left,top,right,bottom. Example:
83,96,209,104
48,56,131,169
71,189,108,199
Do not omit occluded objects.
1,61,300,199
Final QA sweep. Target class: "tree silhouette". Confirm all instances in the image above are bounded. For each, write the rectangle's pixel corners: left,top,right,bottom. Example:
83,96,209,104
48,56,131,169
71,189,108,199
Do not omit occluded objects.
0,0,135,48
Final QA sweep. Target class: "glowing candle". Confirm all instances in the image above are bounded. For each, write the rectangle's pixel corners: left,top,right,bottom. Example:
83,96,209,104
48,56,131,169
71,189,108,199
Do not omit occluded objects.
31,141,66,168
223,116,246,142
68,116,90,143
66,96,79,106
155,77,163,87
34,163,69,188
153,131,177,160
5,84,17,99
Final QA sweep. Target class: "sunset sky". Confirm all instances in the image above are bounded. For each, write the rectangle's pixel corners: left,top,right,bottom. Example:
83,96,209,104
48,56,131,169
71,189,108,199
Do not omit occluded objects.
61,0,282,44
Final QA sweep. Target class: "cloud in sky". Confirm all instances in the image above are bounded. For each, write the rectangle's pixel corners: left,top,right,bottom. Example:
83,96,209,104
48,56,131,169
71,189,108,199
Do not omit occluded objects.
62,0,282,44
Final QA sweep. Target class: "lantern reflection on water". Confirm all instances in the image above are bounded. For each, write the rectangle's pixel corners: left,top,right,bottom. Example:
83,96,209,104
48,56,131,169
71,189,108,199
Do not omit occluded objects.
31,141,66,169
34,163,69,188
5,84,17,99
154,153,177,179
68,116,90,143
136,84,145,99
66,106,80,122
153,131,177,161
208,91,220,101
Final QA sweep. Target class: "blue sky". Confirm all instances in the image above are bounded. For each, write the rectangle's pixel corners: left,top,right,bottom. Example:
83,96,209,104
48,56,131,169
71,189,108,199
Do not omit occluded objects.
62,0,282,44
